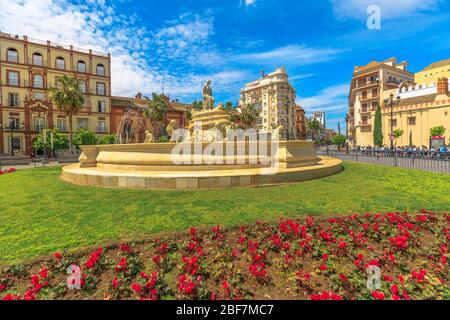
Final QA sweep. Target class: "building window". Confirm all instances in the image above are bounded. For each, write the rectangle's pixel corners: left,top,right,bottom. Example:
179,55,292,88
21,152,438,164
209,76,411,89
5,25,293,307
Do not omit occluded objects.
7,48,18,62
7,71,19,86
97,82,105,96
32,53,43,66
79,80,87,93
57,118,67,132
56,57,65,70
8,93,19,107
11,137,21,150
77,60,86,73
33,74,44,88
77,118,88,130
390,119,398,127
362,91,367,99
98,101,106,113
97,120,107,133
34,117,45,132
372,88,378,97
408,117,416,125
96,64,105,76
8,117,20,130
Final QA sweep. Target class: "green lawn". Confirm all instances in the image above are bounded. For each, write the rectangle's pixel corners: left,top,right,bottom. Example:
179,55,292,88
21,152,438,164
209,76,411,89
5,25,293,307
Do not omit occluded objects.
0,161,449,265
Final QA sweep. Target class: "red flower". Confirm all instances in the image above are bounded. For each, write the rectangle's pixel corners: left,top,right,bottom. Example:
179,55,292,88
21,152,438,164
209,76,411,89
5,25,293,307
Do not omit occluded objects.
119,243,132,254
116,258,127,272
39,267,48,279
132,283,142,293
339,274,348,282
53,252,62,260
310,292,342,300
372,291,385,300
112,278,119,289
319,264,327,271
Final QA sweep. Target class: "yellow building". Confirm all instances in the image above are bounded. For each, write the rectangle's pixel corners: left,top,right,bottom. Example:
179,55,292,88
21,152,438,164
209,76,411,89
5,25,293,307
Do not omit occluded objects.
415,58,450,85
0,32,111,156
240,67,297,139
380,77,450,147
348,57,414,146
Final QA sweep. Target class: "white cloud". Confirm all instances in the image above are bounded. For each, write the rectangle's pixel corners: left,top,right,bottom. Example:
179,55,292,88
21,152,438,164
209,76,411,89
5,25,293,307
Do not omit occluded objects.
231,45,341,66
330,0,442,20
0,0,245,100
240,0,258,7
297,84,350,113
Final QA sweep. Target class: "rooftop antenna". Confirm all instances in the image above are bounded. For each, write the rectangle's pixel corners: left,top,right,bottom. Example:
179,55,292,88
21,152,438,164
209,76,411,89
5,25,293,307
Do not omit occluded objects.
260,69,265,79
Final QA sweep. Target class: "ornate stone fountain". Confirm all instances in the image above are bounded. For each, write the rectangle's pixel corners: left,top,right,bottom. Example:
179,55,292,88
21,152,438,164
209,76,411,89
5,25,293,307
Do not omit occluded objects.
61,81,342,189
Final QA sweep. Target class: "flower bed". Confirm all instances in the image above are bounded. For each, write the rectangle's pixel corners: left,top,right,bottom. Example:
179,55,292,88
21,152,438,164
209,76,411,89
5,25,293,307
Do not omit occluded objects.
0,168,16,175
1,210,448,300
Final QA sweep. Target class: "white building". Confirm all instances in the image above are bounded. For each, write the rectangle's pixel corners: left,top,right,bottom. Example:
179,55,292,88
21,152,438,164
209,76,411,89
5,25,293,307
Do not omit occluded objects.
240,67,297,139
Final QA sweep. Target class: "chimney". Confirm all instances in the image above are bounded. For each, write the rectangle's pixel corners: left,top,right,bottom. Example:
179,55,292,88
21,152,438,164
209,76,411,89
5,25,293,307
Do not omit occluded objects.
437,77,449,95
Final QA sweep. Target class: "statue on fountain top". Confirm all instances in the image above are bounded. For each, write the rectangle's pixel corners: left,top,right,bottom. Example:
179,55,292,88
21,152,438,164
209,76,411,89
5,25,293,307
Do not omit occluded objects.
202,80,215,111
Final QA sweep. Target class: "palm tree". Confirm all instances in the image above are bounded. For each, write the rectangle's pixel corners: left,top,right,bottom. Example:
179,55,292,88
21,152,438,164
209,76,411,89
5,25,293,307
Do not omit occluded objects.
192,100,203,111
393,129,404,148
47,75,86,152
240,104,259,129
140,93,168,140
307,119,321,141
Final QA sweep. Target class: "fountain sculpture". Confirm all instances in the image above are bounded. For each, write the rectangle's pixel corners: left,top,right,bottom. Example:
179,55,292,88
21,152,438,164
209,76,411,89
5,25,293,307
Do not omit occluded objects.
61,81,342,189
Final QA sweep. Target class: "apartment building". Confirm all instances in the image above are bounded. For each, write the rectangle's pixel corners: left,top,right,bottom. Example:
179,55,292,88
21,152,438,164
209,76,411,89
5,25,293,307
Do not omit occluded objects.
348,57,414,146
0,32,111,155
294,104,307,139
415,58,450,86
240,68,297,139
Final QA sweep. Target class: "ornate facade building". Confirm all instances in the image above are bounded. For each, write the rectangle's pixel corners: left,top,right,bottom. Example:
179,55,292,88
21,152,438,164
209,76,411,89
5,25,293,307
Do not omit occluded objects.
380,77,450,147
415,58,450,86
348,57,414,146
240,68,297,139
110,94,191,142
0,32,111,155
294,104,306,139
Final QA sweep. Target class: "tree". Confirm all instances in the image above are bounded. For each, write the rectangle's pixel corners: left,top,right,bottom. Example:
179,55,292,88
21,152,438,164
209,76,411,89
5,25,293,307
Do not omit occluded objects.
430,126,446,137
47,75,86,152
393,129,404,147
307,119,321,141
33,129,69,153
99,134,117,145
225,101,233,110
184,109,193,122
373,103,383,147
226,106,241,129
141,93,168,140
73,128,98,149
240,104,259,129
192,100,203,111
331,134,346,151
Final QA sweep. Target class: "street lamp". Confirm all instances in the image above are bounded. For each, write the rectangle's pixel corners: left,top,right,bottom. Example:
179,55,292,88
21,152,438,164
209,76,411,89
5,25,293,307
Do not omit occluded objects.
384,93,401,149
345,113,350,153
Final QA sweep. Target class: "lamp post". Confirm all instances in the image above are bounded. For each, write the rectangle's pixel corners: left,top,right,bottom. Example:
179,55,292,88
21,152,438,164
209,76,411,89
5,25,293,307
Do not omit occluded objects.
345,113,350,153
384,93,401,149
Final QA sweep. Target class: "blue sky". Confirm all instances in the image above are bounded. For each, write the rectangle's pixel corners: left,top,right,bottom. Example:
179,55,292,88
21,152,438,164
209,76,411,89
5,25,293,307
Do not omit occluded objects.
0,0,449,130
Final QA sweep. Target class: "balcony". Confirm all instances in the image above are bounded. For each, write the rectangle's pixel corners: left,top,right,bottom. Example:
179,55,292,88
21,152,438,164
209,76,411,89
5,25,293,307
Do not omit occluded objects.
359,121,371,127
353,79,379,89
3,124,24,131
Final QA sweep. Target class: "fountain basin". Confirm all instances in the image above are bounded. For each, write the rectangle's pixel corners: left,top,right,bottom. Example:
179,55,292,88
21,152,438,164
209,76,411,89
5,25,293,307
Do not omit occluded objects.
61,141,342,189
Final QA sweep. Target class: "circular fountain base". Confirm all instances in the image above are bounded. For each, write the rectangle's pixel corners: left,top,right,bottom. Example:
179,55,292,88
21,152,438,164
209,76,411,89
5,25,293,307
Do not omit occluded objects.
61,141,342,189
